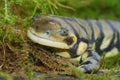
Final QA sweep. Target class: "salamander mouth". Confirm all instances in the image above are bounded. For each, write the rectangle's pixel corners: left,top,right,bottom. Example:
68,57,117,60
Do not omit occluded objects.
27,29,69,49
29,29,53,41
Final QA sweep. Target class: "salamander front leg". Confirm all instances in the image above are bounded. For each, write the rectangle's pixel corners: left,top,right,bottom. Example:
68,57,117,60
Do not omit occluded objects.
78,50,101,73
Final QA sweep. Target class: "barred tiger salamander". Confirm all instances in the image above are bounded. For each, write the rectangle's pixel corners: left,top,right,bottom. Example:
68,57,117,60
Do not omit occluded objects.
27,15,120,73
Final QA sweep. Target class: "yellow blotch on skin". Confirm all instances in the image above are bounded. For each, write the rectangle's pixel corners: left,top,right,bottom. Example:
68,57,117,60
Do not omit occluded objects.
77,42,88,56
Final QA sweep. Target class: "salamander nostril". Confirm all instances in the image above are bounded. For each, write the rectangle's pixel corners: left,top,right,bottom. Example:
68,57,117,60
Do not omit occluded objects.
35,26,39,30
45,30,50,35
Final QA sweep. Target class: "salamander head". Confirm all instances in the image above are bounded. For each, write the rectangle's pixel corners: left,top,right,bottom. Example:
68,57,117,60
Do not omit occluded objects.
27,15,77,49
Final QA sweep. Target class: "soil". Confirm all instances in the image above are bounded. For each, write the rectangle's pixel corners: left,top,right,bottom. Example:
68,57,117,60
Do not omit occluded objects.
0,38,79,80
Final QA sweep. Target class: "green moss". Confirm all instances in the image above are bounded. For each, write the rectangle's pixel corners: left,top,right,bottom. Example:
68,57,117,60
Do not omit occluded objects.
0,72,13,80
101,53,120,69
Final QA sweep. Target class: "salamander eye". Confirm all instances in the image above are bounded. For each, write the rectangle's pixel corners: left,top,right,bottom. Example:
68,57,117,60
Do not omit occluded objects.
60,27,68,36
44,30,51,35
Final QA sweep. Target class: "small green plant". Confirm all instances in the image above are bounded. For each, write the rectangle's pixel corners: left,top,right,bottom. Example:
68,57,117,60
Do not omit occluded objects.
0,72,13,80
4,0,9,21
27,70,45,80
32,0,74,15
71,66,84,80
3,0,16,24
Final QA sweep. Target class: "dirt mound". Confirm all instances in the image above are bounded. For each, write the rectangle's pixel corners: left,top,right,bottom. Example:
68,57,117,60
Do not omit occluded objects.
28,41,74,75
0,38,77,77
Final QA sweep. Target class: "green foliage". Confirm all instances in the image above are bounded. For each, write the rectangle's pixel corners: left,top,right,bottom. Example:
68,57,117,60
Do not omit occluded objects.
1,0,120,24
57,0,120,19
1,0,18,24
0,72,13,80
32,0,58,15
0,0,73,22
27,70,45,80
71,65,120,80
101,54,120,69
